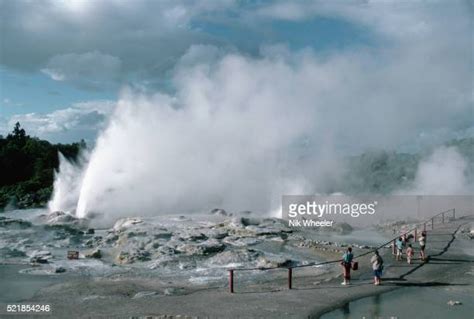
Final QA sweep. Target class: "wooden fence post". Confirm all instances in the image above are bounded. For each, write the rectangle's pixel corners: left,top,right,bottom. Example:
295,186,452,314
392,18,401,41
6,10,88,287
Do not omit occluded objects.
288,268,293,289
229,269,234,293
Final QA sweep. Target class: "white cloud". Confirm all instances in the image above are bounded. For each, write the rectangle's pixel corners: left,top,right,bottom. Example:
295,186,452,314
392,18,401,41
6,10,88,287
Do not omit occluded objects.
255,2,312,21
41,51,122,89
0,0,236,76
2,1,471,148
254,0,465,41
2,0,470,97
0,115,8,136
7,100,115,142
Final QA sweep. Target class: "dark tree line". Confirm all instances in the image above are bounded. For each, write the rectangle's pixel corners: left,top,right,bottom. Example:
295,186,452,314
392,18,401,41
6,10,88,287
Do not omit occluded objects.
0,122,85,210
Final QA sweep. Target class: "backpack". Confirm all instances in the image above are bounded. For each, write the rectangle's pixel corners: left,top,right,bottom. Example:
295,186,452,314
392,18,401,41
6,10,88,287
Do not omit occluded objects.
343,252,353,264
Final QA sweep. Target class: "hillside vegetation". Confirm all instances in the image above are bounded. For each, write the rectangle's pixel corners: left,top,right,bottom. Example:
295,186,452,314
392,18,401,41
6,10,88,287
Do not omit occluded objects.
0,123,84,209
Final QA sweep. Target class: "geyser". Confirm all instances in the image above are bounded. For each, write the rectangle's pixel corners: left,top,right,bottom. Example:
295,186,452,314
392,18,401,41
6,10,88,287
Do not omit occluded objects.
48,42,472,222
72,84,321,219
58,48,344,220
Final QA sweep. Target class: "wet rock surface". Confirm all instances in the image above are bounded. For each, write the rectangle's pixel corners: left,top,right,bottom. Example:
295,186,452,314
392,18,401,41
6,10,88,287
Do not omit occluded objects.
85,248,102,259
0,216,32,228
176,239,225,256
54,266,66,273
132,291,159,299
0,209,380,286
28,250,52,264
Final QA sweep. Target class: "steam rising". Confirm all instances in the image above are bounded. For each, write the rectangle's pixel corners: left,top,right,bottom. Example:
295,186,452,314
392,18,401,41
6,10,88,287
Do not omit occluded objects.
406,147,472,195
49,153,85,213
73,49,338,218
48,43,472,222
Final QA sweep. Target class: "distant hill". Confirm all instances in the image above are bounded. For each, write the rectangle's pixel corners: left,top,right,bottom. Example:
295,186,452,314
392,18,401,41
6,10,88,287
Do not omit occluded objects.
342,150,420,194
0,122,84,210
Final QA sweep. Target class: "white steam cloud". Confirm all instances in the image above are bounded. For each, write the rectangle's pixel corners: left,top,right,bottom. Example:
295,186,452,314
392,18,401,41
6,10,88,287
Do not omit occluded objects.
49,153,86,213
406,147,472,195
62,47,343,220
49,37,471,222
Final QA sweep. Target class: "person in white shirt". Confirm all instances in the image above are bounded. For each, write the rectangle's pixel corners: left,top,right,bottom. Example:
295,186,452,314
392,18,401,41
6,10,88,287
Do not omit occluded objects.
370,250,383,285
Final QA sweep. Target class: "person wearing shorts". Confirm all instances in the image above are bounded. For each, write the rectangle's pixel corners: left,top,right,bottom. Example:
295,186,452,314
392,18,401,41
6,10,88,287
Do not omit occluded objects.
419,231,426,261
370,250,383,285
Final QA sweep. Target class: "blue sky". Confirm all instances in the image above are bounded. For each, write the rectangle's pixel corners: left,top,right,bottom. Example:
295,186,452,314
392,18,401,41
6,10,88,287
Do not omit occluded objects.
0,0,472,149
0,66,115,117
0,5,373,116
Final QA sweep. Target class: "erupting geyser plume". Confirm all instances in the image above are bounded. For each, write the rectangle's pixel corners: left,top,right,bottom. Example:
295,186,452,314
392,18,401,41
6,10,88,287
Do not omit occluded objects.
51,49,346,221
49,153,86,213
72,85,321,219
48,42,472,222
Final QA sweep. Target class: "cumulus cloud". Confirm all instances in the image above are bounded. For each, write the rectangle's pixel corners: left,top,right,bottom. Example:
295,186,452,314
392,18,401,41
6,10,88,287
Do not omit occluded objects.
0,0,234,78
254,0,467,40
41,51,122,89
7,100,115,143
1,0,471,97
2,1,471,147
255,2,320,21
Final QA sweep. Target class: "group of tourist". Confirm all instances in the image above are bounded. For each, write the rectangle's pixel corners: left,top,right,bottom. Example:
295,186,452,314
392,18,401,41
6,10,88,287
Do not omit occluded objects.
340,230,427,286
395,230,427,262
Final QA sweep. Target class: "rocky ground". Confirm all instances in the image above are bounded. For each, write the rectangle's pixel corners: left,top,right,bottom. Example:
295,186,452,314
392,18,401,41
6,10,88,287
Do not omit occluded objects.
1,209,471,318
0,209,380,292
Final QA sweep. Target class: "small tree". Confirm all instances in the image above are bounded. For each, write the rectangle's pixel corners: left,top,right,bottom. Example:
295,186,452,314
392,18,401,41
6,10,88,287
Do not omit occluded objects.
8,122,27,143
13,122,26,137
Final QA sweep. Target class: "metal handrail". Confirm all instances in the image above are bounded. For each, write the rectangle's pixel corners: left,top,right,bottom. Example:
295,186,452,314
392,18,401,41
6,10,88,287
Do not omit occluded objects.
228,208,456,292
